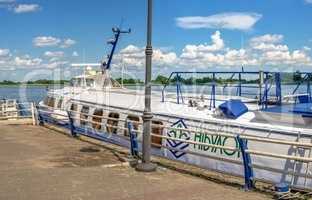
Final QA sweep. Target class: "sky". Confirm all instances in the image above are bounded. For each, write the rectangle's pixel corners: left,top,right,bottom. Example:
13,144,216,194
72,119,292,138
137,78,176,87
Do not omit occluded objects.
0,0,312,81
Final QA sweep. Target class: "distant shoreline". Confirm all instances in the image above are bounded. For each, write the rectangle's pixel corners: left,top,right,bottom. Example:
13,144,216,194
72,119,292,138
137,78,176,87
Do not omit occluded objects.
0,84,60,87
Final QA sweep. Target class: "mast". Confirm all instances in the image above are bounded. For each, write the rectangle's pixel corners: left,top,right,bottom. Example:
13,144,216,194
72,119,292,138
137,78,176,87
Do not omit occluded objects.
102,28,131,73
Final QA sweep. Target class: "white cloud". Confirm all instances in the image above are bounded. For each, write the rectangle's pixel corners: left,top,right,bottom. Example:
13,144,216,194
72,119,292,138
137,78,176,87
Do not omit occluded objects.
14,56,42,67
72,51,79,57
44,51,64,62
303,46,311,51
113,31,312,70
60,39,76,48
44,51,64,58
33,36,61,47
33,36,76,48
0,49,10,57
43,61,68,69
182,31,224,56
251,43,289,52
13,4,40,13
176,12,262,31
305,0,312,4
115,45,178,68
250,34,289,52
250,34,283,44
260,50,311,66
0,49,70,70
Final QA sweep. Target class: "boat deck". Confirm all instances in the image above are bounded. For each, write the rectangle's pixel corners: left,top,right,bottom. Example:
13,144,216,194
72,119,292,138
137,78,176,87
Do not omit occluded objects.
72,89,312,135
264,103,312,116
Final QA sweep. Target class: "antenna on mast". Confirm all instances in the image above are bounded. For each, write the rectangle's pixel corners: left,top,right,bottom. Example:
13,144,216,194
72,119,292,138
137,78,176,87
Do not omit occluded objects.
101,27,131,73
71,26,131,73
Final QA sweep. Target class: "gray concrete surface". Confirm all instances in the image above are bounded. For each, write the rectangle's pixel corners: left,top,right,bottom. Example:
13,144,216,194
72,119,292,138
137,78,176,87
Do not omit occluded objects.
0,124,272,200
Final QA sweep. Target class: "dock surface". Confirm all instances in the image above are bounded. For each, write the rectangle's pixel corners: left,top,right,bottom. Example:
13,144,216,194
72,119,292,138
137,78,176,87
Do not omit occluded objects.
0,123,271,200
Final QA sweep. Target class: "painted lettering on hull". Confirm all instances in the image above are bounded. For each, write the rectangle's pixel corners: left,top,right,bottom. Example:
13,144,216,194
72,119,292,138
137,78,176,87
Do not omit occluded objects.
193,132,240,158
166,120,240,159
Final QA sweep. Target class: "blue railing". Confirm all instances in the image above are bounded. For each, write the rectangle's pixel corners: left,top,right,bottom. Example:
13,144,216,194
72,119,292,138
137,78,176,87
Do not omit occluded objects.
35,107,312,191
161,71,272,109
161,71,312,109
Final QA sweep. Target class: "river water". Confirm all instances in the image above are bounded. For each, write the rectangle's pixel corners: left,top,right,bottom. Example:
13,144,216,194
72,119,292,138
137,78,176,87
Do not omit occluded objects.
0,84,309,103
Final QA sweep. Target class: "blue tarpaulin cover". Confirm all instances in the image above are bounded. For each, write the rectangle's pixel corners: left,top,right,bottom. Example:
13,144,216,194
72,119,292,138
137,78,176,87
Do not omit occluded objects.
219,99,248,119
298,95,311,104
292,103,312,116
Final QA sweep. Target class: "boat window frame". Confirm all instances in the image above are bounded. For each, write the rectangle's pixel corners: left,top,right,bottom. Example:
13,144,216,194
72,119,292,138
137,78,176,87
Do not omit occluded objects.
151,120,164,148
70,103,78,112
57,98,63,109
124,115,140,137
47,97,56,108
43,97,49,106
92,108,104,130
106,112,120,134
80,105,90,126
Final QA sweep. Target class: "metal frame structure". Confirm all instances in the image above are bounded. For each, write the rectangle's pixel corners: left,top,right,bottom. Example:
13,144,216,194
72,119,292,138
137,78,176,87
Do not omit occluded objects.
161,71,312,110
0,100,35,124
291,73,312,102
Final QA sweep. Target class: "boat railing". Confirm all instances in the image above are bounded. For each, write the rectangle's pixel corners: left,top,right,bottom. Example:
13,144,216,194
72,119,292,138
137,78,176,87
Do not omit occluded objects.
161,71,312,110
0,100,36,124
64,105,312,137
36,107,312,191
161,71,270,109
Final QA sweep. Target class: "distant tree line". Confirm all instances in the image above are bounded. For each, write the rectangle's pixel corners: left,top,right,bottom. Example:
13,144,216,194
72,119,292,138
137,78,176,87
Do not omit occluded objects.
1,71,311,86
150,71,312,85
151,75,258,85
115,78,143,85
0,79,69,86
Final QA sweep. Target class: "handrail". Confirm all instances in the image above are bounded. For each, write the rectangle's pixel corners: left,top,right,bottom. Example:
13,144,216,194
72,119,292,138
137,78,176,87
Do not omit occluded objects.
36,106,312,191
0,108,31,114
150,134,312,163
22,107,312,163
64,109,312,148
161,71,268,104
67,109,310,138
62,110,312,148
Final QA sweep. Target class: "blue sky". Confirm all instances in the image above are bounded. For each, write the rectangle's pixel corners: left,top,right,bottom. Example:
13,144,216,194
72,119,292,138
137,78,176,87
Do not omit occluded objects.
0,0,312,81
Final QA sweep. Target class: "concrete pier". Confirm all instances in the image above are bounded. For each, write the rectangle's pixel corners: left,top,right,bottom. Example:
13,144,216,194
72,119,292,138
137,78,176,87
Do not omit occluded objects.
0,123,271,200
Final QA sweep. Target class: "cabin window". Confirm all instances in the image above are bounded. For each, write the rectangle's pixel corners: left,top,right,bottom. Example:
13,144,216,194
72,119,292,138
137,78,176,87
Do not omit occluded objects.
43,97,49,106
80,106,90,126
92,109,103,130
47,97,55,108
70,103,78,112
57,99,63,109
107,112,119,134
124,115,140,137
77,78,83,86
86,79,94,87
151,121,164,148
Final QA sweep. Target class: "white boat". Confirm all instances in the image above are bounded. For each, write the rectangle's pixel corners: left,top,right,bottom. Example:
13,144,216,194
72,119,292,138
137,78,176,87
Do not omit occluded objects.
38,28,312,191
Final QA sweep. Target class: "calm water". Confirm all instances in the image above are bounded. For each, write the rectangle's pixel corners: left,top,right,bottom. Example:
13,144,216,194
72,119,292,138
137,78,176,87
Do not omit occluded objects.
0,84,309,104
0,86,47,103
